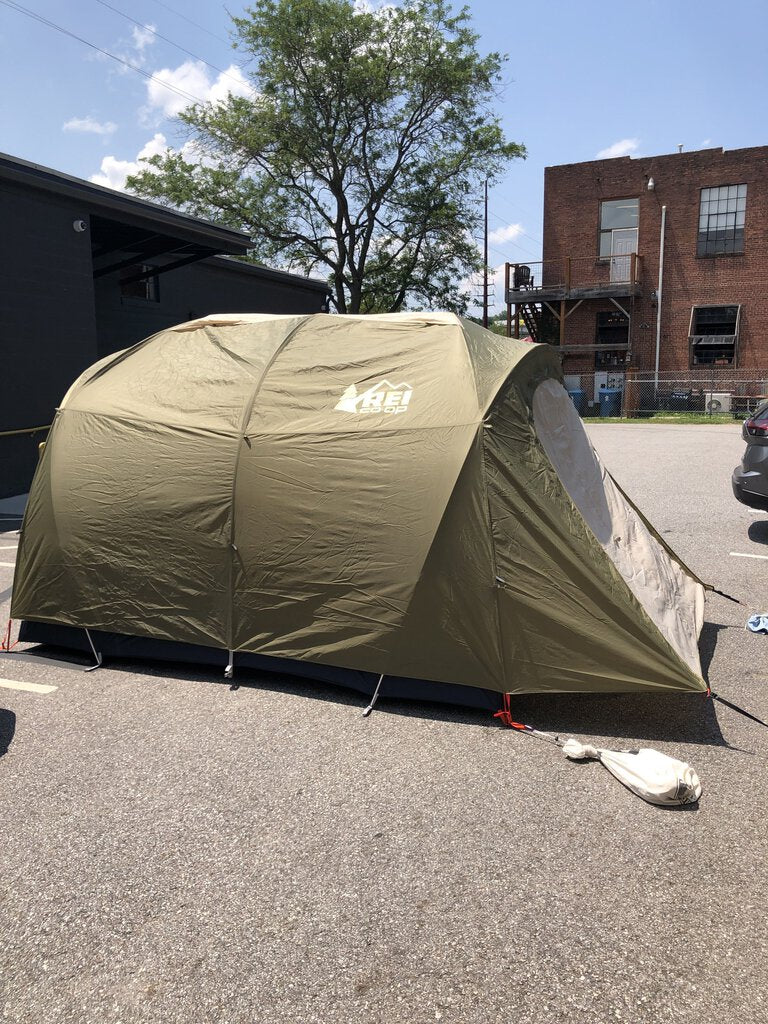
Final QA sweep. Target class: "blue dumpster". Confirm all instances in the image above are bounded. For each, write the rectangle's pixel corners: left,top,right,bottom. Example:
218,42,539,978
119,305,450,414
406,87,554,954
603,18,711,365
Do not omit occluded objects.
566,388,587,415
599,387,623,417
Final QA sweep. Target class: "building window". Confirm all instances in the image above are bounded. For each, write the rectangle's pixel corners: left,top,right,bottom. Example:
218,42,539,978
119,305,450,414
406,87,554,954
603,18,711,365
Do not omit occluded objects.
598,198,639,258
697,184,746,256
594,310,629,368
119,264,160,301
689,304,740,365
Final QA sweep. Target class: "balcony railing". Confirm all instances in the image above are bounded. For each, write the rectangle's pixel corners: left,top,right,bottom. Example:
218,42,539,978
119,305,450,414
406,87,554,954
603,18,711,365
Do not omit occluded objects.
505,255,642,302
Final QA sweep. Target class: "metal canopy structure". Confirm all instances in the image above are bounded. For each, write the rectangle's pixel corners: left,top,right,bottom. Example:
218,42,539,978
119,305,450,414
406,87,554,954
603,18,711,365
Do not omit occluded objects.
0,151,256,289
503,257,642,359
0,151,253,255
90,217,223,283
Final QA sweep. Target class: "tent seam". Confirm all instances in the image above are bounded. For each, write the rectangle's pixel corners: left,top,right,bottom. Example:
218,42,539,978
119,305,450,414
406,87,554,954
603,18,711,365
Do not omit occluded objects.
226,315,313,650
458,319,482,411
476,423,509,692
52,407,489,437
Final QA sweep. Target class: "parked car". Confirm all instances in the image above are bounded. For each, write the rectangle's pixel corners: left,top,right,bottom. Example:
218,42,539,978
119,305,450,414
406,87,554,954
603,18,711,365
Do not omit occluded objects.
732,400,768,510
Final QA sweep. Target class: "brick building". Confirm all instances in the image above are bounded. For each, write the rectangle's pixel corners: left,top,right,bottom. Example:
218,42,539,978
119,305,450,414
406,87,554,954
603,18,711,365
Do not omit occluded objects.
506,145,768,407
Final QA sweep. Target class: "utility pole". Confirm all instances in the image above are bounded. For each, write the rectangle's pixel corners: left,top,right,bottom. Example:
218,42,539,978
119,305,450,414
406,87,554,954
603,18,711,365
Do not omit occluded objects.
483,178,489,329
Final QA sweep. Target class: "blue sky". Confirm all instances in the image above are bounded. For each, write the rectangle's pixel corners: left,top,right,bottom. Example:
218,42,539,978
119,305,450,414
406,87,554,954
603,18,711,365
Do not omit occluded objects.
1,0,766,311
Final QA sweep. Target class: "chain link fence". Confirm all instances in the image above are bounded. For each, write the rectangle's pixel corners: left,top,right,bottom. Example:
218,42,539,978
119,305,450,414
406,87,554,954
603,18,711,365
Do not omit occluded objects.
561,369,768,418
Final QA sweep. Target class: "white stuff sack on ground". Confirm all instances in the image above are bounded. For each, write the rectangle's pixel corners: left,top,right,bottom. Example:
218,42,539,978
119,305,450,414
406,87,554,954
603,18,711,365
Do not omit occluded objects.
562,739,702,806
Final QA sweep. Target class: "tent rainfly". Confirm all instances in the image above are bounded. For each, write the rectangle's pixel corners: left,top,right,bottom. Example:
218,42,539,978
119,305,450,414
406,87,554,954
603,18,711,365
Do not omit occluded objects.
12,312,708,711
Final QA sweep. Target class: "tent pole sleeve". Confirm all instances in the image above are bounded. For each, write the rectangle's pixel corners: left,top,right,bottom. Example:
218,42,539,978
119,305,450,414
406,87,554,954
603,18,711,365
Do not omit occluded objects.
225,317,312,652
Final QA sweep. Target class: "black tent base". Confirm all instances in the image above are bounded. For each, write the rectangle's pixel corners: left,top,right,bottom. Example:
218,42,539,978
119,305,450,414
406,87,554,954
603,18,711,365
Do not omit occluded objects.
18,620,503,713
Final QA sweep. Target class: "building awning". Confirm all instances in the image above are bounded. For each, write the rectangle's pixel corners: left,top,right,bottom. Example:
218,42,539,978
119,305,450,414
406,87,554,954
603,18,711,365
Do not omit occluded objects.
560,343,629,355
0,151,253,256
690,334,737,346
0,149,330,298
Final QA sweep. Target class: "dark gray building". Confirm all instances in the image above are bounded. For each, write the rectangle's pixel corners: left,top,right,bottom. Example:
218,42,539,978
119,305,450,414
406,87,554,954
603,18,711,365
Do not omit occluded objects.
0,152,330,497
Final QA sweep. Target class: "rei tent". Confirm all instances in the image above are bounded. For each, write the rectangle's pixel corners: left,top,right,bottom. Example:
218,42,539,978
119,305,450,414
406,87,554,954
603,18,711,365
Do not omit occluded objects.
12,313,708,710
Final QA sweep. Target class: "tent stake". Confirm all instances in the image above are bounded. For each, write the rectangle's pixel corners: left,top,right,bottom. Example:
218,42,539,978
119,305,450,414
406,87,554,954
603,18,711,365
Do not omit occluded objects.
84,628,102,672
224,650,235,680
362,674,385,717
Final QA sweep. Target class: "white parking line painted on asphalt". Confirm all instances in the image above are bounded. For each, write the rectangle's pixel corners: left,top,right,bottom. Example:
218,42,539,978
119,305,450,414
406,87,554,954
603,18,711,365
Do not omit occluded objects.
0,562,16,567
729,551,768,560
4,653,85,673
0,678,58,694
0,546,18,550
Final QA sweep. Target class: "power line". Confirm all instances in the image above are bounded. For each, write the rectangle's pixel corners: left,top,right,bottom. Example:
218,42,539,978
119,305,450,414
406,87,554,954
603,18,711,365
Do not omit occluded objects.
145,0,233,46
489,193,543,246
480,236,541,263
93,0,246,89
490,189,539,223
1,0,212,108
487,235,541,261
487,207,543,250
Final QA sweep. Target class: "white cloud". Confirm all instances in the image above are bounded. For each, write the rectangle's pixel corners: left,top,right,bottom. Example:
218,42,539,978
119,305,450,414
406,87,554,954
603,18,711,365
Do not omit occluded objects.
353,0,396,13
702,138,713,146
144,61,254,120
131,24,156,55
488,222,524,246
103,22,157,73
89,133,168,191
63,116,117,136
596,138,640,160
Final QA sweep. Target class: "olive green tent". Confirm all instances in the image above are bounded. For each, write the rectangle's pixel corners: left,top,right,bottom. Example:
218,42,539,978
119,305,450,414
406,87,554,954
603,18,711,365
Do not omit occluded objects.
12,313,707,706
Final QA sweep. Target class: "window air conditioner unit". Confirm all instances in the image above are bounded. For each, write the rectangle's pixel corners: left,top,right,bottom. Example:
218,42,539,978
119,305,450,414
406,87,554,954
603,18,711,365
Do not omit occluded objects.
706,392,731,413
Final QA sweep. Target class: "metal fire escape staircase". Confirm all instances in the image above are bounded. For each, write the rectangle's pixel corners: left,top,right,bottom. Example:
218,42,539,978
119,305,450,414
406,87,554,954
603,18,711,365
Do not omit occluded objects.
504,256,642,351
518,302,542,343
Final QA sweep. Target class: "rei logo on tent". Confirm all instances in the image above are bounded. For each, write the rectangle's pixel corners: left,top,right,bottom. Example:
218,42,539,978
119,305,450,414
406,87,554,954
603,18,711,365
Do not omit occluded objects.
334,379,413,415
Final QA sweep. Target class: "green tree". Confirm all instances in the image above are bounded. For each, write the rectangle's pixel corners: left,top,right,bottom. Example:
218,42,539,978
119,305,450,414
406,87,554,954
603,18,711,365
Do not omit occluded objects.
127,0,524,314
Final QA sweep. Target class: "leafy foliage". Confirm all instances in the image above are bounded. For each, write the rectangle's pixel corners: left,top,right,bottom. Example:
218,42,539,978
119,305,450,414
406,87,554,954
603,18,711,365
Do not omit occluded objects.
127,0,524,313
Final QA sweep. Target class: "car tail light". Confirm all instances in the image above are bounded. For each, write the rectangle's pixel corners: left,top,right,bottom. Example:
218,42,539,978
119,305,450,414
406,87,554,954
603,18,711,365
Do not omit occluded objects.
745,418,768,436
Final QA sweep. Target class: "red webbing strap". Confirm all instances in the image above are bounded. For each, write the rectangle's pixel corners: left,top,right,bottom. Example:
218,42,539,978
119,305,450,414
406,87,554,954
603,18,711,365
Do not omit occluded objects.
1,619,19,652
493,692,531,731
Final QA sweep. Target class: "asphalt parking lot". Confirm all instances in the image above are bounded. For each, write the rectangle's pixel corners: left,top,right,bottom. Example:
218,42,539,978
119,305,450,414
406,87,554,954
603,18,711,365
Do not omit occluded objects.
1,422,767,1024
